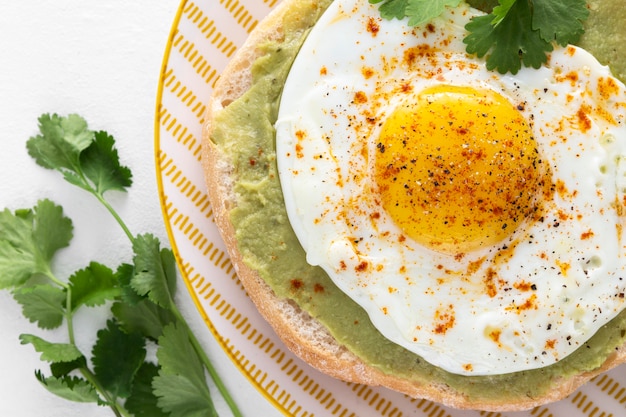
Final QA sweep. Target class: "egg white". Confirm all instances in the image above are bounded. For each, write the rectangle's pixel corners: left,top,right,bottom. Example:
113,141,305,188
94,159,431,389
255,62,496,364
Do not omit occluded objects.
275,0,626,375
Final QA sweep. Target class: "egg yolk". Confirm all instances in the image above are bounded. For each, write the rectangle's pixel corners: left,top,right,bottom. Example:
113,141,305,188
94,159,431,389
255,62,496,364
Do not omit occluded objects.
375,85,546,253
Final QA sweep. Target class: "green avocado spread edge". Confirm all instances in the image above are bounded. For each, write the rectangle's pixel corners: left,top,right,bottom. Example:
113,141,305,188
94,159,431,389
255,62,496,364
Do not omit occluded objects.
209,0,626,403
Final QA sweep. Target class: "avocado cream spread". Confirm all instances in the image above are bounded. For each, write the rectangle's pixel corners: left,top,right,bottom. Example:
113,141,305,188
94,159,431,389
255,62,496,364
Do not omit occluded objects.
209,0,626,402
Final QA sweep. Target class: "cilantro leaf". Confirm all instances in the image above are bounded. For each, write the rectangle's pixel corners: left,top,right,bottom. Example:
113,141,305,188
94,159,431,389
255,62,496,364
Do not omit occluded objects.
69,261,120,312
112,299,176,341
464,0,553,74
35,371,100,403
369,0,409,20
0,200,72,288
80,130,133,195
131,234,177,309
371,0,590,76
532,0,589,46
31,199,74,261
50,356,88,378
405,0,462,26
156,323,206,386
466,0,498,12
92,320,146,400
26,114,131,198
13,284,66,329
116,263,145,305
26,114,93,173
153,374,217,417
464,14,498,55
153,323,216,417
20,334,83,363
125,362,169,417
489,0,515,26
0,221,38,287
370,0,462,25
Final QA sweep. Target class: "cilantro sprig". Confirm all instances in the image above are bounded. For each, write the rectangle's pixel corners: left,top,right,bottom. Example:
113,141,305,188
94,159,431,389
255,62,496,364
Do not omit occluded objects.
370,0,463,26
1,114,241,417
370,0,590,74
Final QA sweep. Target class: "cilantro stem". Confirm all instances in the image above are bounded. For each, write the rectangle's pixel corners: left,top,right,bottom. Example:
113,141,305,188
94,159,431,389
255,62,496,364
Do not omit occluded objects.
92,192,134,243
86,185,243,417
41,270,76,345
94,183,244,417
64,277,131,417
43,269,69,291
79,366,130,417
98,197,243,416
65,286,76,345
65,161,133,242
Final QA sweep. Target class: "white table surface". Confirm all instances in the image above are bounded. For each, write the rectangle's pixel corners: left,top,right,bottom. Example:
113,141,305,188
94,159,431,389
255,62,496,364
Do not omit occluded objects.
0,2,279,416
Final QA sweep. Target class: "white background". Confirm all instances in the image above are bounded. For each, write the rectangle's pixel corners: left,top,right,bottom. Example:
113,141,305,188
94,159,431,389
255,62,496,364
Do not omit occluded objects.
0,2,278,416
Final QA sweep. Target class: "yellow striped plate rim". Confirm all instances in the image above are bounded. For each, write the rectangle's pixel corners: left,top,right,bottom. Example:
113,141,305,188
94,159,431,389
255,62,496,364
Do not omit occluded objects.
154,1,626,416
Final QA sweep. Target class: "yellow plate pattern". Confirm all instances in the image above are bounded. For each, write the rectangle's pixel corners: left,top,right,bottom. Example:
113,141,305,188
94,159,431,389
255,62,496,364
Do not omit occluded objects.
154,0,626,415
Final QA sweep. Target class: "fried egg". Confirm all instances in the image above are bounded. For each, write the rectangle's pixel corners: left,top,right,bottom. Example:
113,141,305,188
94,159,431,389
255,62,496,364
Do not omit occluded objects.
275,0,626,375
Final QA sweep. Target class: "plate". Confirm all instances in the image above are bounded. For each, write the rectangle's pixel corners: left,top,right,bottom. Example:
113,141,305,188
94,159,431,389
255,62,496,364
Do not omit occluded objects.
154,1,626,416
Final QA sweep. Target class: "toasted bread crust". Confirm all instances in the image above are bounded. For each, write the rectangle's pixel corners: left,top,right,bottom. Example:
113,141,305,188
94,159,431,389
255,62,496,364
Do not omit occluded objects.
201,0,626,411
